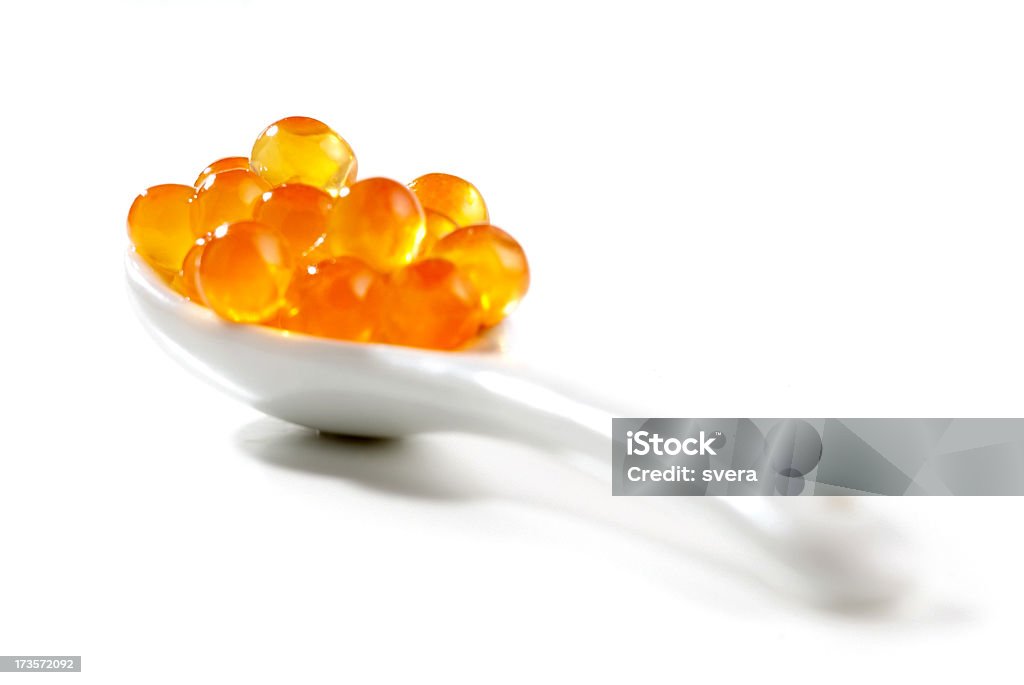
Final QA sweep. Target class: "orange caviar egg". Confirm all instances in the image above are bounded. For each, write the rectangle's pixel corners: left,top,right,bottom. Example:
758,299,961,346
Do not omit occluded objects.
417,209,459,255
191,169,271,237
194,156,249,188
326,177,425,272
297,235,332,267
127,184,196,274
196,221,293,323
250,116,357,196
128,117,532,349
253,184,333,257
171,238,207,302
281,257,382,341
409,173,488,228
430,225,529,327
378,258,482,349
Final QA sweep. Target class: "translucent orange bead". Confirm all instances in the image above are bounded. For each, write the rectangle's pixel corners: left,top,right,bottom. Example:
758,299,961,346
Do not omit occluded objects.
416,209,459,256
196,221,294,323
253,184,333,258
281,257,383,342
408,173,488,228
127,184,197,274
299,235,332,266
429,225,530,327
326,177,425,273
378,259,482,350
194,156,249,189
191,169,271,237
170,238,207,302
250,116,357,196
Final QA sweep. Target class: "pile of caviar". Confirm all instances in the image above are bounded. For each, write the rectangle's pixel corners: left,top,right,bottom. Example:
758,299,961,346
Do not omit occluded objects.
128,116,529,350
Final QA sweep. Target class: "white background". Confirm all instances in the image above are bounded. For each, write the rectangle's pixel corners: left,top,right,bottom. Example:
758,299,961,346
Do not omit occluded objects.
1,1,1023,682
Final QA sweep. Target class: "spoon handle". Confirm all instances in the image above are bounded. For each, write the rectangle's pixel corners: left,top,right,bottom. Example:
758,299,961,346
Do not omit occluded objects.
454,362,912,605
456,363,615,456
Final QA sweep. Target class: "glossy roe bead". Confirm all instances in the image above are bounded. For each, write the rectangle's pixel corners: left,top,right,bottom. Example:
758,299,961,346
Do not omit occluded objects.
250,116,357,196
378,258,482,350
171,238,207,302
127,184,197,274
196,221,294,323
253,184,333,258
430,225,530,327
327,177,425,273
194,156,250,188
417,209,459,256
190,169,271,237
281,257,382,342
408,173,488,228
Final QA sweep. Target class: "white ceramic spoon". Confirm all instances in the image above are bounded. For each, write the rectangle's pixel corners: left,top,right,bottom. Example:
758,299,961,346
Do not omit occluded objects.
125,250,914,606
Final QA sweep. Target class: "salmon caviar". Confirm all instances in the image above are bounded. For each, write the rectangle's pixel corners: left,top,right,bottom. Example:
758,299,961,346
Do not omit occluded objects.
191,169,272,237
417,209,459,255
250,117,357,196
171,238,207,302
378,259,482,349
128,184,197,274
298,234,333,267
194,156,249,188
128,117,530,350
281,257,382,341
326,177,425,273
409,173,488,228
430,225,529,327
196,221,294,323
253,184,333,257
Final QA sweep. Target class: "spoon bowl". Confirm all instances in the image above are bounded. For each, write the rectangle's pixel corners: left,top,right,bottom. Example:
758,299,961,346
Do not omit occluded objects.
125,250,609,447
